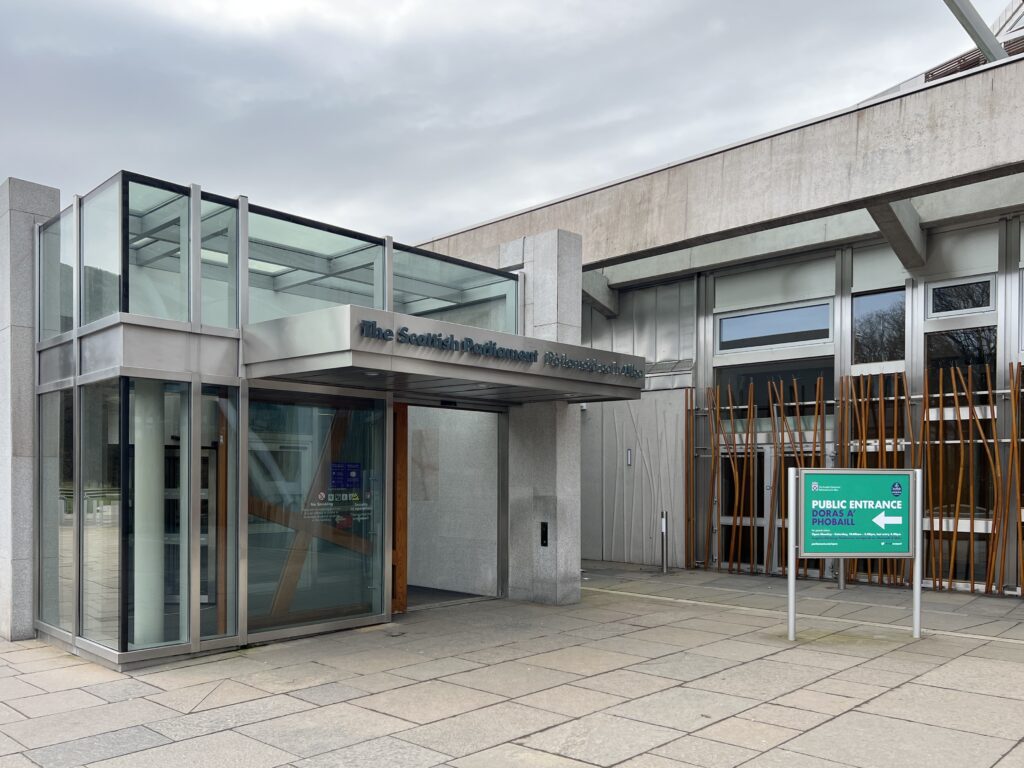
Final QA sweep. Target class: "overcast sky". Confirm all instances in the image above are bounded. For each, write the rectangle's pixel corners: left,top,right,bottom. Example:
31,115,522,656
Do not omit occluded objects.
0,0,1012,243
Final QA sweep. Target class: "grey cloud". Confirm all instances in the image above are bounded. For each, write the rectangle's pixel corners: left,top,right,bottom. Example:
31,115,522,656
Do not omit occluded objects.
0,0,1011,243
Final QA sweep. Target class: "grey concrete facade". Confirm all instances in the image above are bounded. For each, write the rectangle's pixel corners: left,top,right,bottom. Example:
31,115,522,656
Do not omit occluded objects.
507,230,583,605
422,56,1024,270
0,179,59,640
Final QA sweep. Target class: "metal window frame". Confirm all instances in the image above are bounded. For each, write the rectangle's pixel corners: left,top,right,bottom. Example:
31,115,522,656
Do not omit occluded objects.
925,273,997,319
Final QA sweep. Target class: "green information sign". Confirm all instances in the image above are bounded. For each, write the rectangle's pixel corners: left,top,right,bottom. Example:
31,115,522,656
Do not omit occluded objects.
799,470,915,558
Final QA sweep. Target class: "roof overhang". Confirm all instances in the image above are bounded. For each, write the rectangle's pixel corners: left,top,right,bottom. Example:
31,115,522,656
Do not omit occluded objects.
244,306,645,406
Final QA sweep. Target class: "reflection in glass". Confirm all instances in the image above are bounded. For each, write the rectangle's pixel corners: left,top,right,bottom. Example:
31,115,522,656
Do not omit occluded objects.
126,379,190,649
127,182,189,321
80,380,121,648
247,393,384,632
715,358,834,419
719,303,830,351
393,247,517,333
39,210,74,340
81,180,121,325
852,289,905,364
248,212,383,323
931,279,991,315
38,390,73,631
200,385,238,639
200,199,238,328
925,327,997,394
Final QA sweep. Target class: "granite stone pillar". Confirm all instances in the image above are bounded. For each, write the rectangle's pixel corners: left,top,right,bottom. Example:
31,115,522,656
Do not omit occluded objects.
0,178,60,639
506,230,583,604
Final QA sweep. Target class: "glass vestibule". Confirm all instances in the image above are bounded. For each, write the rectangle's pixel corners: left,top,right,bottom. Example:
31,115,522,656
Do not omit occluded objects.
57,377,241,654
247,391,385,633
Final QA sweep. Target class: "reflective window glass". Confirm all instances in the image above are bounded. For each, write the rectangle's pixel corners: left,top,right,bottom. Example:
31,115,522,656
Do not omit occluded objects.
248,212,383,323
127,181,189,322
80,379,121,648
39,209,74,339
81,180,121,325
247,393,385,632
393,247,517,333
126,379,190,649
852,289,905,364
715,358,834,419
925,327,997,394
38,390,73,631
201,199,238,328
930,278,993,316
718,303,830,352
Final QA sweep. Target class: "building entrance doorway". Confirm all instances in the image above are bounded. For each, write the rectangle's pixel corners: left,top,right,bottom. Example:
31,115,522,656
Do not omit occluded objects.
391,404,504,613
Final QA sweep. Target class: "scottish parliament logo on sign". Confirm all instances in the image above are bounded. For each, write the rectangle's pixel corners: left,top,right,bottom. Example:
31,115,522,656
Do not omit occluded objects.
799,469,915,558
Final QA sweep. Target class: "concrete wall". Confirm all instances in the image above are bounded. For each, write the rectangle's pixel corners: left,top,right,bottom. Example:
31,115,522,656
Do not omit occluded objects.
421,58,1024,269
0,178,59,639
407,407,499,596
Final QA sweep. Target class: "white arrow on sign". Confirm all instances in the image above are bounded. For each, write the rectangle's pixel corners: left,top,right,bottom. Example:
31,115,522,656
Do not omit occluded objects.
872,511,903,529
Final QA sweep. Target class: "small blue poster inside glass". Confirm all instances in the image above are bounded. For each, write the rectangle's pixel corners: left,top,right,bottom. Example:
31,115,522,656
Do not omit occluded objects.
304,462,371,531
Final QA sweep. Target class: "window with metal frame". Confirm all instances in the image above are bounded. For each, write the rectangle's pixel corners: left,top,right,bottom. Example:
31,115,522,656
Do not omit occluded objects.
717,301,831,353
926,275,995,319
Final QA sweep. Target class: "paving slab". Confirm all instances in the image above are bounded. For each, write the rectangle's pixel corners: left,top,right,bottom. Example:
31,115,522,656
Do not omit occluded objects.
85,730,295,768
519,712,681,767
862,683,1024,740
23,726,170,768
0,698,175,749
6,688,106,718
147,693,313,740
397,702,568,758
353,680,503,724
523,646,646,676
737,703,832,731
695,716,800,751
292,735,449,768
785,711,1012,768
238,701,412,757
448,743,594,767
233,662,351,693
442,661,579,697
608,686,757,732
653,734,759,767
626,651,738,683
688,660,831,701
915,655,1024,700
572,669,680,698
514,684,626,718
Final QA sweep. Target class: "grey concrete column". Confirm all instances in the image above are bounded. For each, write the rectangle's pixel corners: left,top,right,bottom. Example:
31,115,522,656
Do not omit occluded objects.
0,178,59,639
505,229,583,605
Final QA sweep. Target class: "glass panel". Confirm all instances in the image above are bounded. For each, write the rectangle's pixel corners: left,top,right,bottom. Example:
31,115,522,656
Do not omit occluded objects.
715,358,835,419
925,327,997,394
852,289,905,364
393,247,518,333
248,212,383,323
931,279,992,315
81,180,121,325
201,199,238,328
719,303,830,351
201,385,238,639
126,379,190,649
39,209,74,340
38,390,74,630
127,182,189,322
247,392,385,632
80,379,121,649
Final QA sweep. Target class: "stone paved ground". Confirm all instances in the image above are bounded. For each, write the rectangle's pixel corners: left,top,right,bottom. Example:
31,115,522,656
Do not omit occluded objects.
5,565,1024,766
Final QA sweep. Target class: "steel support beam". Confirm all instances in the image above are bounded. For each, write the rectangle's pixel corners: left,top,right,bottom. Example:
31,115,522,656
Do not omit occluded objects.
942,0,1008,63
866,199,927,269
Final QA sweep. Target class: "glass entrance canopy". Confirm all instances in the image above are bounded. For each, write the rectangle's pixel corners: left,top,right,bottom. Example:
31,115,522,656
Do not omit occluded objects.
34,171,522,665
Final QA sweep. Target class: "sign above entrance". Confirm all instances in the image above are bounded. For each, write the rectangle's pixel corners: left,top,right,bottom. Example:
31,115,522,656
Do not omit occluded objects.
358,319,644,381
243,305,646,405
798,469,916,558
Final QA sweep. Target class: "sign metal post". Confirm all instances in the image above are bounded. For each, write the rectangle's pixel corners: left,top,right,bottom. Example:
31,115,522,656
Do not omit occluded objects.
788,468,921,642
